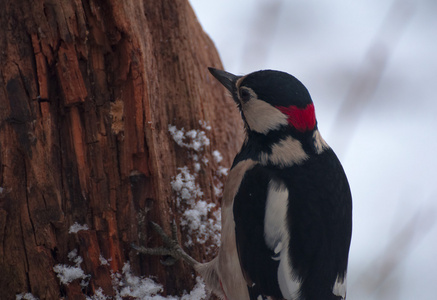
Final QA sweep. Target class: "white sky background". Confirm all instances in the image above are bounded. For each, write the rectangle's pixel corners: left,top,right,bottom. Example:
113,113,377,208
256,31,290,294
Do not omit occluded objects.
189,0,437,299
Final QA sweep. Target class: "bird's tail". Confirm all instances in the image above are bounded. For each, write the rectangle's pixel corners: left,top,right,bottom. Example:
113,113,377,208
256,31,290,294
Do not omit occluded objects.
195,257,226,299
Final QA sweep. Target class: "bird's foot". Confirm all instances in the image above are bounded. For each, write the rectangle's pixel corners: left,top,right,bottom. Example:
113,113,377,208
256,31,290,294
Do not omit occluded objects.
132,220,198,267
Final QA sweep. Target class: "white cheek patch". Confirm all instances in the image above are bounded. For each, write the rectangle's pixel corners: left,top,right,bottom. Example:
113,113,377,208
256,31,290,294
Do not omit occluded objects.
264,180,300,299
242,98,288,134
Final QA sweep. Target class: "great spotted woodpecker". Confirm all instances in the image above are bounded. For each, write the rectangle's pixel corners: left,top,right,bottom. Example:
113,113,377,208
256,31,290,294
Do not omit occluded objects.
134,68,352,300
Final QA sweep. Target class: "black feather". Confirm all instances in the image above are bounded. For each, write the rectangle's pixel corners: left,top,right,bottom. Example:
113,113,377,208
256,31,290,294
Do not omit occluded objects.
233,165,283,299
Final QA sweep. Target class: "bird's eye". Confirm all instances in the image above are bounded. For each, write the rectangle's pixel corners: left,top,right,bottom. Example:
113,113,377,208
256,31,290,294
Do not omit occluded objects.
239,88,251,102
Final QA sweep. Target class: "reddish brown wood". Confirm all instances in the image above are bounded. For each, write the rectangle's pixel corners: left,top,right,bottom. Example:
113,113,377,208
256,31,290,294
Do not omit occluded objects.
0,0,244,299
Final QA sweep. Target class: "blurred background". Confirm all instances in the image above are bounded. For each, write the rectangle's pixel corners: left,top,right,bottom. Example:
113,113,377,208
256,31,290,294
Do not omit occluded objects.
189,0,437,299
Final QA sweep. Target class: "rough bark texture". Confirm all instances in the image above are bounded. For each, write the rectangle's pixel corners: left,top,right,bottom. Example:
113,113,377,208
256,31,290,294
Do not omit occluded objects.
0,0,244,299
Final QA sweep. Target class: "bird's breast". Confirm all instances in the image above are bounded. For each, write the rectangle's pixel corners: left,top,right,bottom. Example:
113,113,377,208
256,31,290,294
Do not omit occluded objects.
218,159,257,300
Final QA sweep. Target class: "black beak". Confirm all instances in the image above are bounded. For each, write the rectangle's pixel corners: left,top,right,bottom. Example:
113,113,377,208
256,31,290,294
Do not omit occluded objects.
208,67,240,93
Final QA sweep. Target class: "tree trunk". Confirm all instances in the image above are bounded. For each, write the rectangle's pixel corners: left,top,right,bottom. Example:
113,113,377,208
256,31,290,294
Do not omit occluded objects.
0,0,243,299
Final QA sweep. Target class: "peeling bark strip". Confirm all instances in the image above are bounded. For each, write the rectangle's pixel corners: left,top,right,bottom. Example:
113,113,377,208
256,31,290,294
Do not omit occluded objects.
0,0,244,299
57,43,88,106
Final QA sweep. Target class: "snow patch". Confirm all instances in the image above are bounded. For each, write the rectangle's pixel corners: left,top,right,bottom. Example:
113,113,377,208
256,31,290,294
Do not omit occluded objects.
67,249,83,265
112,264,208,300
217,166,229,176
198,120,211,131
168,122,223,250
99,254,111,266
168,125,210,152
53,249,90,286
110,262,208,299
69,222,89,234
181,200,217,245
86,287,107,300
214,182,224,197
180,277,208,300
53,263,88,285
44,259,209,299
212,150,223,163
16,293,39,300
113,263,171,300
171,167,203,205
171,167,221,248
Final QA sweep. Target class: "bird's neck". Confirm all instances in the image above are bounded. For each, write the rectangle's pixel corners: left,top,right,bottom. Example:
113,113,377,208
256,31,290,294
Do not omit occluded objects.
232,128,329,168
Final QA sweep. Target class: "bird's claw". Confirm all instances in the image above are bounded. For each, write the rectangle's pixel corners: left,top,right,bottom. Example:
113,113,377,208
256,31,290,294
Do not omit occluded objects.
149,220,180,250
132,220,198,267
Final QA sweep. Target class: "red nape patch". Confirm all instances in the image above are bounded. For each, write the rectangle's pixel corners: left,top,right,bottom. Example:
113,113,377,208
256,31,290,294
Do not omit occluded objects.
276,104,316,132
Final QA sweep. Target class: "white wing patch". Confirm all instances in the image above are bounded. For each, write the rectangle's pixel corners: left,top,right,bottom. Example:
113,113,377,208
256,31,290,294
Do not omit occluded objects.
333,274,347,299
264,180,300,299
264,181,288,250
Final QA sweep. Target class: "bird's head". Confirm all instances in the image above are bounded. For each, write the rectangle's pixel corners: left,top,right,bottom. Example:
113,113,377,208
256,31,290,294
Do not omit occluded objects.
208,68,317,135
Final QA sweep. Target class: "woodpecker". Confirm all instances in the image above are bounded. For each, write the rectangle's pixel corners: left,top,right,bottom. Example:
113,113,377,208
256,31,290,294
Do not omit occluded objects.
135,68,352,300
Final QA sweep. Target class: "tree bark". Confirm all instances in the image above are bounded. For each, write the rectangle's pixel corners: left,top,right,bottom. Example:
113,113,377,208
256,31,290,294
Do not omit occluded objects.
0,0,243,299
